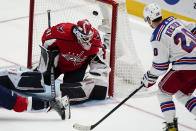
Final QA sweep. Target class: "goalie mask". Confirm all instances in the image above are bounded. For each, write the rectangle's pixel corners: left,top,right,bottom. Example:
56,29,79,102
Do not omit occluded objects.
73,19,94,50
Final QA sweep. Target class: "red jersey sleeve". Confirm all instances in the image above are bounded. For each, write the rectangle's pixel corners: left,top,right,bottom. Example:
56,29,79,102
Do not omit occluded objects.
90,28,106,59
41,23,76,50
91,28,102,47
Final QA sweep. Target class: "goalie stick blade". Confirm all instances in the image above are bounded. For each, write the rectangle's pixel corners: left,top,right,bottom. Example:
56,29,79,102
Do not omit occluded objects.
65,97,71,119
73,123,92,131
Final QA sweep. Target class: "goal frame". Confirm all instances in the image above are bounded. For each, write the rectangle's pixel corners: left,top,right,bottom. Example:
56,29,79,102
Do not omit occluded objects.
27,0,118,97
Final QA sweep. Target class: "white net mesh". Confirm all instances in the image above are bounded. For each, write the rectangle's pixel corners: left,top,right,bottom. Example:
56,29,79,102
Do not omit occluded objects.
31,0,104,66
29,0,148,98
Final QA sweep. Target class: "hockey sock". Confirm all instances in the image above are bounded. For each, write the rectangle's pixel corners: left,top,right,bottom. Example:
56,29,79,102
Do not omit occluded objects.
13,95,28,112
157,89,176,123
14,96,50,112
160,101,176,123
185,97,196,116
0,85,28,112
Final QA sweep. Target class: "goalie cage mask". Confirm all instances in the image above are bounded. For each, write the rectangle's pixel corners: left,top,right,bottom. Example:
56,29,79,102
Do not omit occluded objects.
73,19,94,50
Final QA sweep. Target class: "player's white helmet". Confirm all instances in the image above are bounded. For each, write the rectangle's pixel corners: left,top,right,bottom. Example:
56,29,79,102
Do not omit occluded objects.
73,19,94,50
143,3,162,22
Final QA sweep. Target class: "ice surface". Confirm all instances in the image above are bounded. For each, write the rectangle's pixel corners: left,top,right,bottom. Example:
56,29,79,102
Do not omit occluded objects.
0,0,195,131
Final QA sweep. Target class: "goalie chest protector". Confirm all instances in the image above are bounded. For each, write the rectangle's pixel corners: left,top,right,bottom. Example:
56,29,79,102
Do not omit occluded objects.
42,23,101,73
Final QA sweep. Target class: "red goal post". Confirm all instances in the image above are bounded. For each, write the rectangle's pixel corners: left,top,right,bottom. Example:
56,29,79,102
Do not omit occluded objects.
27,0,145,97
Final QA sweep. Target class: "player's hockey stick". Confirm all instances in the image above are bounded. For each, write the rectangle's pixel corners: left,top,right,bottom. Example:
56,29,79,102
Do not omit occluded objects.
73,84,144,131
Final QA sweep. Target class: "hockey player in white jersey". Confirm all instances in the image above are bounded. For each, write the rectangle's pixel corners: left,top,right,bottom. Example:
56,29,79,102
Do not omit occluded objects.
141,3,196,131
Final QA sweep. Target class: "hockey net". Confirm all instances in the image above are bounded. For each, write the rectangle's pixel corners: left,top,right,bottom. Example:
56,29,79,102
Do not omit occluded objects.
27,0,154,98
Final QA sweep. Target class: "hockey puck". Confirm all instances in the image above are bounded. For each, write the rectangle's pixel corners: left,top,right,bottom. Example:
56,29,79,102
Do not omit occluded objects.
93,11,98,16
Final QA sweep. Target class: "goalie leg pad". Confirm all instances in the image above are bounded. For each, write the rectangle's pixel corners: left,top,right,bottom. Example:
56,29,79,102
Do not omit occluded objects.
60,79,106,104
60,83,87,105
17,71,45,92
0,69,45,93
0,76,16,91
89,85,107,100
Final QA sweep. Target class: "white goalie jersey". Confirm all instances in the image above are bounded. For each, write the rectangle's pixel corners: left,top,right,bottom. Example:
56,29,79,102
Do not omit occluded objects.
149,16,196,76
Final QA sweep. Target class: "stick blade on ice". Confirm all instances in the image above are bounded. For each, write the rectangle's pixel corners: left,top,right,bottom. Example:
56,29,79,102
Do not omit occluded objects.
73,123,91,131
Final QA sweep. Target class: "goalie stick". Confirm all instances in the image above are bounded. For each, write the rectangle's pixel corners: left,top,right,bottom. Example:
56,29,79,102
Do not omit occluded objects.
47,9,56,99
46,10,71,119
73,84,144,131
40,45,72,120
39,45,58,99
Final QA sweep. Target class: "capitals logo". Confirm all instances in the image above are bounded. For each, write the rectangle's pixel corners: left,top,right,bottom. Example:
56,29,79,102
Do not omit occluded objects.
61,51,87,66
164,0,180,5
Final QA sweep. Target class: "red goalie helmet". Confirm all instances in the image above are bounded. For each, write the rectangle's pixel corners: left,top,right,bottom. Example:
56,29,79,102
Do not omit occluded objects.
73,19,94,50
77,19,93,35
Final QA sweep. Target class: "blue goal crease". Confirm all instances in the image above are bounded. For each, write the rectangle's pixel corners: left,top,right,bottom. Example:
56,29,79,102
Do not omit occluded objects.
71,98,116,108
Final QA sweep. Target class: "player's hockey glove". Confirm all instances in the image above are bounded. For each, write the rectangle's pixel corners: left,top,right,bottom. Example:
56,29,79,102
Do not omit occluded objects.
141,71,158,88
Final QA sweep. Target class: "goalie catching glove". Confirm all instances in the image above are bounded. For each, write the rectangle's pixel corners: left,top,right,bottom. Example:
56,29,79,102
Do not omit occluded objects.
102,33,111,49
141,71,158,88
